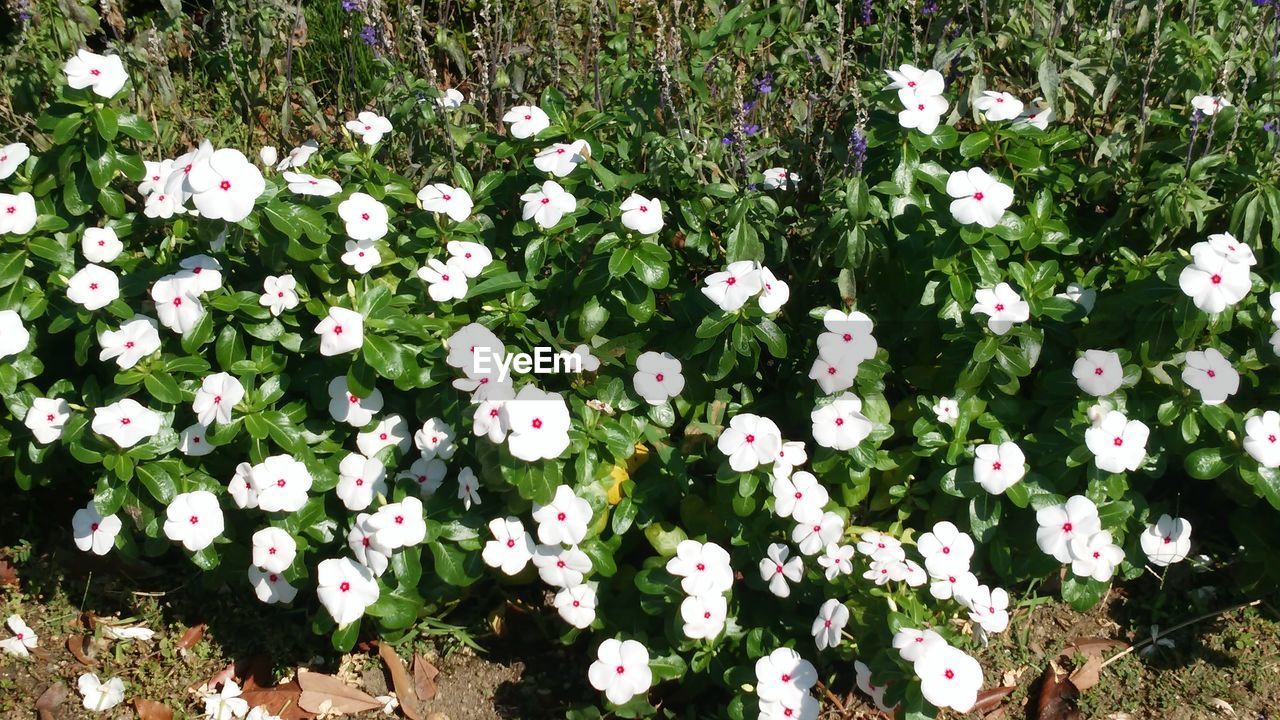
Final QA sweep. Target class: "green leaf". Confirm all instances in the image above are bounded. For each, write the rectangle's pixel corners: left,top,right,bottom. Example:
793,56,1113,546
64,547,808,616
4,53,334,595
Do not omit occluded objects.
136,463,177,503
143,372,184,404
752,318,787,358
94,108,119,141
429,542,482,586
1061,575,1107,611
1185,447,1229,480
363,334,409,380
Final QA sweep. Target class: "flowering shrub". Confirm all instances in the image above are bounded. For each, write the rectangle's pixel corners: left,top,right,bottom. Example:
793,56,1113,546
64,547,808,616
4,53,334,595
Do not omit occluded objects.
4,0,1280,717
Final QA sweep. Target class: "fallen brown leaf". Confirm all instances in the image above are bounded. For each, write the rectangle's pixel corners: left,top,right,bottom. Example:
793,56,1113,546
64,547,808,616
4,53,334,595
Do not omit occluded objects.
240,680,311,720
972,685,1016,713
1068,655,1103,694
379,644,423,720
0,556,18,587
412,654,439,702
1063,637,1128,658
177,623,206,649
34,682,67,720
67,635,96,666
133,698,174,720
1033,662,1082,720
297,668,382,715
189,662,237,693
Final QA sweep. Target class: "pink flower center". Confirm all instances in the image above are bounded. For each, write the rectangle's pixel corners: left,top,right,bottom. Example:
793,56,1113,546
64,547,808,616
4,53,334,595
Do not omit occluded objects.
1207,370,1216,378
379,432,388,440
1211,274,1222,284
506,539,515,548
340,581,350,592
443,194,451,201
220,180,231,191
992,461,1002,471
557,512,566,521
1113,437,1124,446
125,341,134,348
334,325,343,334
120,418,131,425
655,373,665,381
917,103,925,110
726,277,736,286
974,192,985,201
745,434,755,443
276,479,286,487
91,69,101,76
835,418,845,426
776,564,784,572
91,522,99,531
1062,522,1073,532
532,418,543,429
615,665,625,674
1094,367,1104,375
696,563,705,571
188,515,199,524
945,669,955,680
781,674,791,683
361,213,370,220
794,492,802,499
942,546,951,554
994,303,1005,311
540,198,550,205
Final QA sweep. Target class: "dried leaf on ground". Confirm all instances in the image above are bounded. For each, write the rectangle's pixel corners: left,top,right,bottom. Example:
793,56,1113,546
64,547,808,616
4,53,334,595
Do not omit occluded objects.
189,662,237,693
133,698,174,720
240,680,310,720
0,556,18,587
972,685,1016,713
177,623,206,649
378,643,423,720
1034,662,1083,720
1068,655,1104,694
1209,698,1237,716
1064,637,1128,658
412,654,439,702
67,635,96,666
297,668,382,714
34,682,68,720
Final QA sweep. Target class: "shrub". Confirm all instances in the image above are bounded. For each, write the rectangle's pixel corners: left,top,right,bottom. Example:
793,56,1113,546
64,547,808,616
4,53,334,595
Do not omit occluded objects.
3,1,1280,718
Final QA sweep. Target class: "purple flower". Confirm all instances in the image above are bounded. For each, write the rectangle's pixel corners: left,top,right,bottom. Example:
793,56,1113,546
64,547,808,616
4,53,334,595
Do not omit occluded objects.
921,0,939,15
721,136,736,146
861,0,874,24
360,24,377,46
754,73,774,94
850,129,868,174
744,124,761,136
342,0,360,10
743,100,757,114
1265,119,1279,134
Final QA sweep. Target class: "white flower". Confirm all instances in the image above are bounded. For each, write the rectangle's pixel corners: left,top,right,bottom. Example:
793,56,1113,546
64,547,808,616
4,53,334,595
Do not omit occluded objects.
816,313,877,376
162,491,225,551
666,540,734,595
482,517,537,575
0,192,36,235
1141,514,1192,567
250,455,313,513
417,257,469,301
680,593,728,640
283,171,341,197
98,316,161,369
178,423,215,457
92,398,162,448
203,679,250,720
400,456,446,497
1204,232,1255,265
532,484,592,545
502,105,551,139
436,88,465,108
810,599,849,651
701,260,763,312
1013,102,1053,130
521,180,577,228
192,372,244,426
864,558,909,585
534,140,589,177
0,309,29,359
932,397,959,424
259,275,300,316
902,559,928,587
754,647,817,706
885,63,945,95
1191,94,1231,115
413,417,457,461
962,584,1011,633
929,568,980,601
1069,530,1125,581
82,227,122,264
417,183,474,222
276,140,319,170
457,466,482,509
1073,350,1124,396
72,503,121,556
620,193,664,235
0,142,30,180
772,440,809,479
348,514,391,576
367,496,426,549
327,376,383,427
341,239,381,275
186,149,266,222
554,583,597,628
532,544,592,587
1085,410,1149,473
24,397,70,444
248,566,298,604
227,462,257,510
915,645,983,712
250,527,297,574
897,93,949,134
345,111,393,144
315,306,364,356
64,49,128,97
857,531,905,561
816,543,855,580
759,543,804,597
1245,411,1280,468
1181,348,1239,405
139,160,172,196
973,441,1026,495
339,192,390,240
762,167,800,190
143,190,184,219
588,638,652,706
336,453,386,511
259,146,278,167
1179,249,1251,313
0,614,38,657
446,322,505,370
855,661,892,713
893,627,946,664
975,90,1024,121
316,557,379,626
357,414,411,456
947,168,1014,228
792,512,844,556
918,521,975,576
1057,281,1096,312
67,264,120,311
631,351,684,405
1036,495,1102,563
811,392,873,451
504,385,572,461
150,274,204,334
772,470,830,520
446,241,492,278
718,412,782,471
758,265,790,314
247,707,285,720
971,282,1030,335
181,255,225,292
78,673,126,712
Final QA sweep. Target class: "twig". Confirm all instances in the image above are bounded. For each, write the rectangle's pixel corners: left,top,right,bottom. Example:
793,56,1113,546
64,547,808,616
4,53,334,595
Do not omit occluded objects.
1099,598,1262,670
